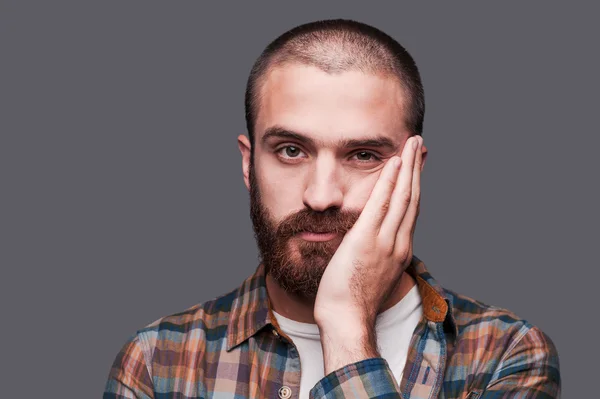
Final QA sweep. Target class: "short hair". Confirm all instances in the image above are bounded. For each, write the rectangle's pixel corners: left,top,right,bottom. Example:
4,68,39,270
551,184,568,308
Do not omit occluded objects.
244,18,425,154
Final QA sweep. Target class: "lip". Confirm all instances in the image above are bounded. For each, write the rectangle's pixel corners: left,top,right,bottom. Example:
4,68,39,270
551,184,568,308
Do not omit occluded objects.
298,231,338,242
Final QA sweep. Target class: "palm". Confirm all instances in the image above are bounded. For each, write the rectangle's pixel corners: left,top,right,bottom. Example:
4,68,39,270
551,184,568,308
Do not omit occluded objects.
314,136,422,325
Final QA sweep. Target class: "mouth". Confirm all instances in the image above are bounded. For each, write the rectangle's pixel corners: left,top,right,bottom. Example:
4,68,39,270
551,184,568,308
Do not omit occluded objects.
297,231,338,242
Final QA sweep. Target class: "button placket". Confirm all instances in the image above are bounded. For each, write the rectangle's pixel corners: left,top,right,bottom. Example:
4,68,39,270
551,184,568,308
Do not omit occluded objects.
271,327,299,399
278,385,292,399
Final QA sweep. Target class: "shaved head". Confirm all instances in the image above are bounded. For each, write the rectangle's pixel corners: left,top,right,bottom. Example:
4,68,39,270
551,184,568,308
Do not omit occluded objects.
240,19,426,299
244,18,425,157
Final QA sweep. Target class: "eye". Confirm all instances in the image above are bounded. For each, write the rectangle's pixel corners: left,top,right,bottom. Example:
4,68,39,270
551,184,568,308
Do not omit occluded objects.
351,151,381,163
276,145,307,160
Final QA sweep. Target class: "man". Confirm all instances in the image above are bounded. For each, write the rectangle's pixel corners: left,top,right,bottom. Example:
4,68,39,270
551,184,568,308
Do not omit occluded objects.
104,19,560,398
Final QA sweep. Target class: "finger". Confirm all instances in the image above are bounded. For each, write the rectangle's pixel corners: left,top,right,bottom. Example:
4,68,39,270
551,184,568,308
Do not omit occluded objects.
379,136,419,239
354,155,402,231
395,136,423,252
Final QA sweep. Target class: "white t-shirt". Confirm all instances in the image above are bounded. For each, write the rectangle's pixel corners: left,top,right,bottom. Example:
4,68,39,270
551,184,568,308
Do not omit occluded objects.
272,285,423,399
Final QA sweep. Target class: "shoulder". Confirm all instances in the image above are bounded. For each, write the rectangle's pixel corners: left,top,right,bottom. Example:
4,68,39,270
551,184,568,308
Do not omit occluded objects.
445,287,558,348
145,286,237,331
443,288,560,387
446,288,528,330
444,288,551,343
104,287,242,395
117,286,240,370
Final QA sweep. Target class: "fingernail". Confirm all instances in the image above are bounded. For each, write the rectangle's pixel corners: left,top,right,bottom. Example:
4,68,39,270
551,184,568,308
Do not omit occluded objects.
395,157,401,168
412,138,418,150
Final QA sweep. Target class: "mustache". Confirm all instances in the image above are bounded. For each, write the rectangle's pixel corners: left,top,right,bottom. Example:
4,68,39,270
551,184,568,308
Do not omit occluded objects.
276,207,361,238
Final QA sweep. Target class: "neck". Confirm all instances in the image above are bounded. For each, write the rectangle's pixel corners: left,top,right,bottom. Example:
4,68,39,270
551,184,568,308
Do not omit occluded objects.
265,269,417,324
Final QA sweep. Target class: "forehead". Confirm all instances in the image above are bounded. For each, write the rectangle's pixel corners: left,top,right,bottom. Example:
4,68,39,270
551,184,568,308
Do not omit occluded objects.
255,63,408,146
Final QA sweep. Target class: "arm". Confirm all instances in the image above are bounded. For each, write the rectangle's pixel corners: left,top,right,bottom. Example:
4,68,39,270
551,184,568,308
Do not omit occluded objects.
309,324,560,399
478,327,560,398
310,136,424,398
103,334,154,399
310,321,402,398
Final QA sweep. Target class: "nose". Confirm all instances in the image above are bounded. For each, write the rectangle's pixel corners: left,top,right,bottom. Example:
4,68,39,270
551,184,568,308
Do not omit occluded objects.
302,155,343,212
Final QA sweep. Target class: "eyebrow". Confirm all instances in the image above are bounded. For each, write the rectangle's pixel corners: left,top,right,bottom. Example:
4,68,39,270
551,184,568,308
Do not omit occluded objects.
261,126,400,152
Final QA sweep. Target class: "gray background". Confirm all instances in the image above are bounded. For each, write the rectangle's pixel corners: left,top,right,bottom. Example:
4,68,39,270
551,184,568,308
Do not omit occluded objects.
1,1,597,397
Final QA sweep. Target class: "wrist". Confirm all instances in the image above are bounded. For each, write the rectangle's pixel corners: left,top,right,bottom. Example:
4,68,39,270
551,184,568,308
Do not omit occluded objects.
316,323,378,347
314,306,375,330
318,319,379,374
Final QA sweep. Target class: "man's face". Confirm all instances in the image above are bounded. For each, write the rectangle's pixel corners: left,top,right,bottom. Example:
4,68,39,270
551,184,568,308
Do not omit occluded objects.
240,63,412,300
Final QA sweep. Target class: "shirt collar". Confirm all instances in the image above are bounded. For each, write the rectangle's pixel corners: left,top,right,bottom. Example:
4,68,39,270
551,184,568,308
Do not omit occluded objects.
226,255,457,351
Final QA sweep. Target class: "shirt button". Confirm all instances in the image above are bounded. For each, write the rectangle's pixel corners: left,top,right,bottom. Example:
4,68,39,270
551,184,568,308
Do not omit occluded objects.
278,386,292,399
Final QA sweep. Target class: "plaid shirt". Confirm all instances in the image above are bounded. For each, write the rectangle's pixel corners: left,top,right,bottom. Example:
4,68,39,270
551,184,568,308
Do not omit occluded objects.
104,256,560,398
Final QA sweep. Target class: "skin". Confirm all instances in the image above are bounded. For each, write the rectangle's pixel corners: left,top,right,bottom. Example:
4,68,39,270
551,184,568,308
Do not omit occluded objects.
237,63,427,375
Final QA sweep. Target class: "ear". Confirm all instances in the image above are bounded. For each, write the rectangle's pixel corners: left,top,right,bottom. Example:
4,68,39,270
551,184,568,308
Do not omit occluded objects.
420,143,428,172
237,134,252,191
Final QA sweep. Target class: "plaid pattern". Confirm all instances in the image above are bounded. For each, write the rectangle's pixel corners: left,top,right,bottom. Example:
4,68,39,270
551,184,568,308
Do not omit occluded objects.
104,256,560,398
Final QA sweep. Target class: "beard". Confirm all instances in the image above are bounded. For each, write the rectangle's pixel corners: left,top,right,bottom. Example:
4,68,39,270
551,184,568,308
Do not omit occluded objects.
249,161,361,300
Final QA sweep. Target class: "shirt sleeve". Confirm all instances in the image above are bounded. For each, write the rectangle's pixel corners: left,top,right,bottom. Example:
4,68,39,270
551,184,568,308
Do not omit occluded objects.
478,326,561,398
103,333,155,399
309,357,402,398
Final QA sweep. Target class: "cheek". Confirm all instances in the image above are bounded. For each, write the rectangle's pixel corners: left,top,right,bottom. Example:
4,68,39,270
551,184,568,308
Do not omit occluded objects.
344,174,379,210
257,159,306,220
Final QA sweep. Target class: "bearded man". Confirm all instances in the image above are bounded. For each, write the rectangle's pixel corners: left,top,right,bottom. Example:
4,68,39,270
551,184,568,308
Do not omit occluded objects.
104,19,560,399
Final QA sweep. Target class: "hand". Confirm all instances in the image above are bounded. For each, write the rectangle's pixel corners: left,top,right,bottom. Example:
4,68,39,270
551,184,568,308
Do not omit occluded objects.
314,135,423,331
